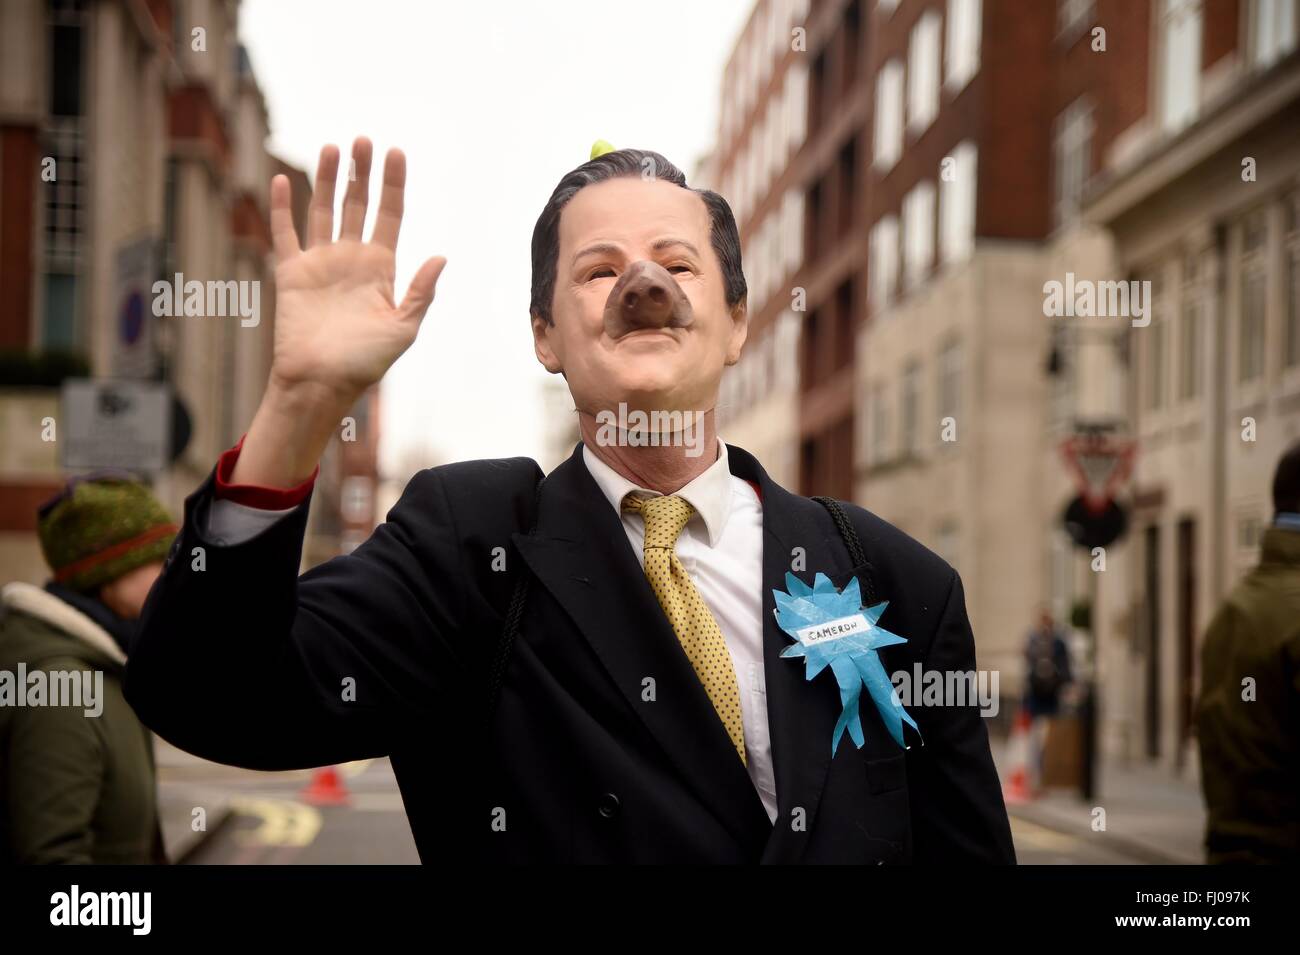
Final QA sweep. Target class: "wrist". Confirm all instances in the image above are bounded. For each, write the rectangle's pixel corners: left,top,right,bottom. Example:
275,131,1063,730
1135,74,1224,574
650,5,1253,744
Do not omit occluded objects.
265,373,360,419
232,380,354,488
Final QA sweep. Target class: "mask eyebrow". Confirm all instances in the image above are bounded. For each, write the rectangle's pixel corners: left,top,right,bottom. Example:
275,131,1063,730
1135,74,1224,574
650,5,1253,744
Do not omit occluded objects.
572,242,625,267
572,237,702,270
650,237,701,258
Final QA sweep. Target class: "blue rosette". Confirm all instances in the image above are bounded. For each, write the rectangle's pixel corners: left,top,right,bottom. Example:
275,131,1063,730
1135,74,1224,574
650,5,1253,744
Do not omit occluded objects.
774,572,921,753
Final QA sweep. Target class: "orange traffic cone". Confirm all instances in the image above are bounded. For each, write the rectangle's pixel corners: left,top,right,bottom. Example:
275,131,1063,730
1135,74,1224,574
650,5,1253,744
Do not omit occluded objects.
1002,708,1035,805
300,765,351,806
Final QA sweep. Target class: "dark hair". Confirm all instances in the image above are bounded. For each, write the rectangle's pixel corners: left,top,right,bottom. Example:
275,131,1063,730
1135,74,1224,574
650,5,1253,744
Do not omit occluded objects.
529,148,747,325
1273,440,1300,515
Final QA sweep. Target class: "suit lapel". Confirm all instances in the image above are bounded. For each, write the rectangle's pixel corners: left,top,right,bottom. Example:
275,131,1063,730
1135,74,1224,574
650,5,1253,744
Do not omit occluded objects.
725,446,878,862
511,444,771,849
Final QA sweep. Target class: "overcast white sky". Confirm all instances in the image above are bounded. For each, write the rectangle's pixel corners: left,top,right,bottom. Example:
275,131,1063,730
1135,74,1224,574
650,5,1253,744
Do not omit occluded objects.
239,0,752,474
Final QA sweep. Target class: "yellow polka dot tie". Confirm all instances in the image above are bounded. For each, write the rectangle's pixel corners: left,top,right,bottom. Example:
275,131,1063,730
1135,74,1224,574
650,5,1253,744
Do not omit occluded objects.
622,493,747,766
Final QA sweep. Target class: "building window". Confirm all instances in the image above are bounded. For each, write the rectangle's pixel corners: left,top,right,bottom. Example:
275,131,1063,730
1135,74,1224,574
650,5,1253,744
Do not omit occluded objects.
1158,0,1202,133
835,279,856,372
869,214,899,313
901,360,921,456
783,189,804,276
1239,212,1267,384
806,179,822,259
843,0,862,93
939,141,977,264
787,61,808,151
1287,190,1300,369
873,58,904,169
945,0,982,91
1239,272,1267,383
42,0,88,351
907,11,942,134
1179,299,1203,400
902,180,936,292
1145,274,1167,411
1248,0,1298,69
810,48,827,134
838,137,858,237
1053,98,1093,228
869,383,890,464
801,309,822,390
879,0,901,15
937,337,962,445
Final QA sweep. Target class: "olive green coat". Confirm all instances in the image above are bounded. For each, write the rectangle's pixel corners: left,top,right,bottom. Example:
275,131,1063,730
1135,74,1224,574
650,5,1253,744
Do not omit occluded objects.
1195,527,1300,864
0,583,160,864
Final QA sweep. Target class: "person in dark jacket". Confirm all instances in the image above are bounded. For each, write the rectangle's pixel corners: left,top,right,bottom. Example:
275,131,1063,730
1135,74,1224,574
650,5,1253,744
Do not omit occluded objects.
1020,610,1073,790
1195,442,1300,864
125,139,1014,864
0,474,173,864
1023,610,1073,719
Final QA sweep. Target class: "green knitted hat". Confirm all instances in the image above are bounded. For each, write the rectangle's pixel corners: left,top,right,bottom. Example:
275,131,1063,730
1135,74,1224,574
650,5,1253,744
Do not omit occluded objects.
37,473,177,594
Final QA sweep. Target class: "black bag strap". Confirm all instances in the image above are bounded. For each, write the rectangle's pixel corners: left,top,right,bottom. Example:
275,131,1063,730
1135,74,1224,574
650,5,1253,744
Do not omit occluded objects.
811,495,878,606
485,477,544,727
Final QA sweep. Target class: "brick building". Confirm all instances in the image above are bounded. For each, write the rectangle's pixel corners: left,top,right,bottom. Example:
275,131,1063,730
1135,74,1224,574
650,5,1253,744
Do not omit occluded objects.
705,0,1300,777
0,0,380,583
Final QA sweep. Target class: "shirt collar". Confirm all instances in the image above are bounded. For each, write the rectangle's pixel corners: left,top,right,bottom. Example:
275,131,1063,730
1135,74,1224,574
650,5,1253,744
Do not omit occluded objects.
582,438,733,546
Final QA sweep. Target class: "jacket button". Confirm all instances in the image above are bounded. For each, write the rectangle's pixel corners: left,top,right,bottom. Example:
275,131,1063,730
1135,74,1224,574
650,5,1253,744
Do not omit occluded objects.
597,792,621,819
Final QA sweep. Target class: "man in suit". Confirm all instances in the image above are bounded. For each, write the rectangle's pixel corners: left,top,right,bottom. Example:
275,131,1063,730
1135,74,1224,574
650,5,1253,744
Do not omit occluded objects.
125,138,1015,864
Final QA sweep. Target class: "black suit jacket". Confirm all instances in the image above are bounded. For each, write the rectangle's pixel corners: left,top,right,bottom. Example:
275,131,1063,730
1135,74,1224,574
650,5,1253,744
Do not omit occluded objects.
126,443,1015,864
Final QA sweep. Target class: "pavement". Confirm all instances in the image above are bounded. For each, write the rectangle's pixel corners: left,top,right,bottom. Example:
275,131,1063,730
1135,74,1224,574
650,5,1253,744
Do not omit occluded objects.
154,739,241,862
991,741,1207,865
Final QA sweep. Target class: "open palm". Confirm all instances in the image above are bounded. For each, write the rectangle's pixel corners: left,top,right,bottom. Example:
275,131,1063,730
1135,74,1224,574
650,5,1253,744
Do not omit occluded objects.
268,138,445,403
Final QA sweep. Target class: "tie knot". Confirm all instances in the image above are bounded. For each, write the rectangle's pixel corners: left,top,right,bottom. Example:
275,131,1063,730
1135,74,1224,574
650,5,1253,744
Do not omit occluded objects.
623,494,695,549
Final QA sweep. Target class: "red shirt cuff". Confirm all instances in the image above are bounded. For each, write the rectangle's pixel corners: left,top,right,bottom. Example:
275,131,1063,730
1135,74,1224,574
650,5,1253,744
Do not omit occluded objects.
214,434,317,509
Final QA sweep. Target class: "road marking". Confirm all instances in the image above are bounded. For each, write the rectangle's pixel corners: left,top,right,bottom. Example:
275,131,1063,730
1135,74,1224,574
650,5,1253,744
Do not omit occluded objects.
229,797,322,847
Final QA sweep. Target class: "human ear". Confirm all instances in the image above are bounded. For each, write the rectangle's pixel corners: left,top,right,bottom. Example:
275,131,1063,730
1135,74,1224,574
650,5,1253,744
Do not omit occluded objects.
532,312,564,374
724,298,749,366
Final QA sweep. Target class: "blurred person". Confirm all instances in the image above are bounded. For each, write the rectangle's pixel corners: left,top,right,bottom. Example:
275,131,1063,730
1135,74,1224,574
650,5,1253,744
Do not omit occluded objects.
1024,609,1073,718
124,139,1014,864
0,474,172,864
1196,441,1300,864
1022,609,1073,789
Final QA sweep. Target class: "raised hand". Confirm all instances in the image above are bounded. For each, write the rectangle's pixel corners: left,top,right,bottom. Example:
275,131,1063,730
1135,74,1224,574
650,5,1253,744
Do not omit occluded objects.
268,138,446,404
231,137,445,488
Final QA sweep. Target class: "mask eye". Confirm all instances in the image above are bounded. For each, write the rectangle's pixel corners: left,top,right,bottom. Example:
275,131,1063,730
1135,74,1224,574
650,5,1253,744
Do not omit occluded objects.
667,265,692,274
587,267,616,281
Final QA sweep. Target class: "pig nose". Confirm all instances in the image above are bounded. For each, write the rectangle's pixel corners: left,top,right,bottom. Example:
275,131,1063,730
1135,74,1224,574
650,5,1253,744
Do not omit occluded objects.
624,282,668,314
602,260,695,339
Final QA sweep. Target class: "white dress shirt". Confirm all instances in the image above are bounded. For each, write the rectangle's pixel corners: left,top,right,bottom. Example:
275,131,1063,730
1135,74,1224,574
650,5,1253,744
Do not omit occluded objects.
581,441,776,823
207,439,778,822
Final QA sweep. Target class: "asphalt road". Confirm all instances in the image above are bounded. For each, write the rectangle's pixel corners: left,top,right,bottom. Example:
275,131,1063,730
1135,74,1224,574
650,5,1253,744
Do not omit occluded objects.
182,757,420,865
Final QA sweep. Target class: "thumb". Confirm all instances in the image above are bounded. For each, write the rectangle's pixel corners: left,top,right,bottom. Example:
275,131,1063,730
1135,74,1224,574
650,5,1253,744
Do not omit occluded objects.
398,256,447,322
